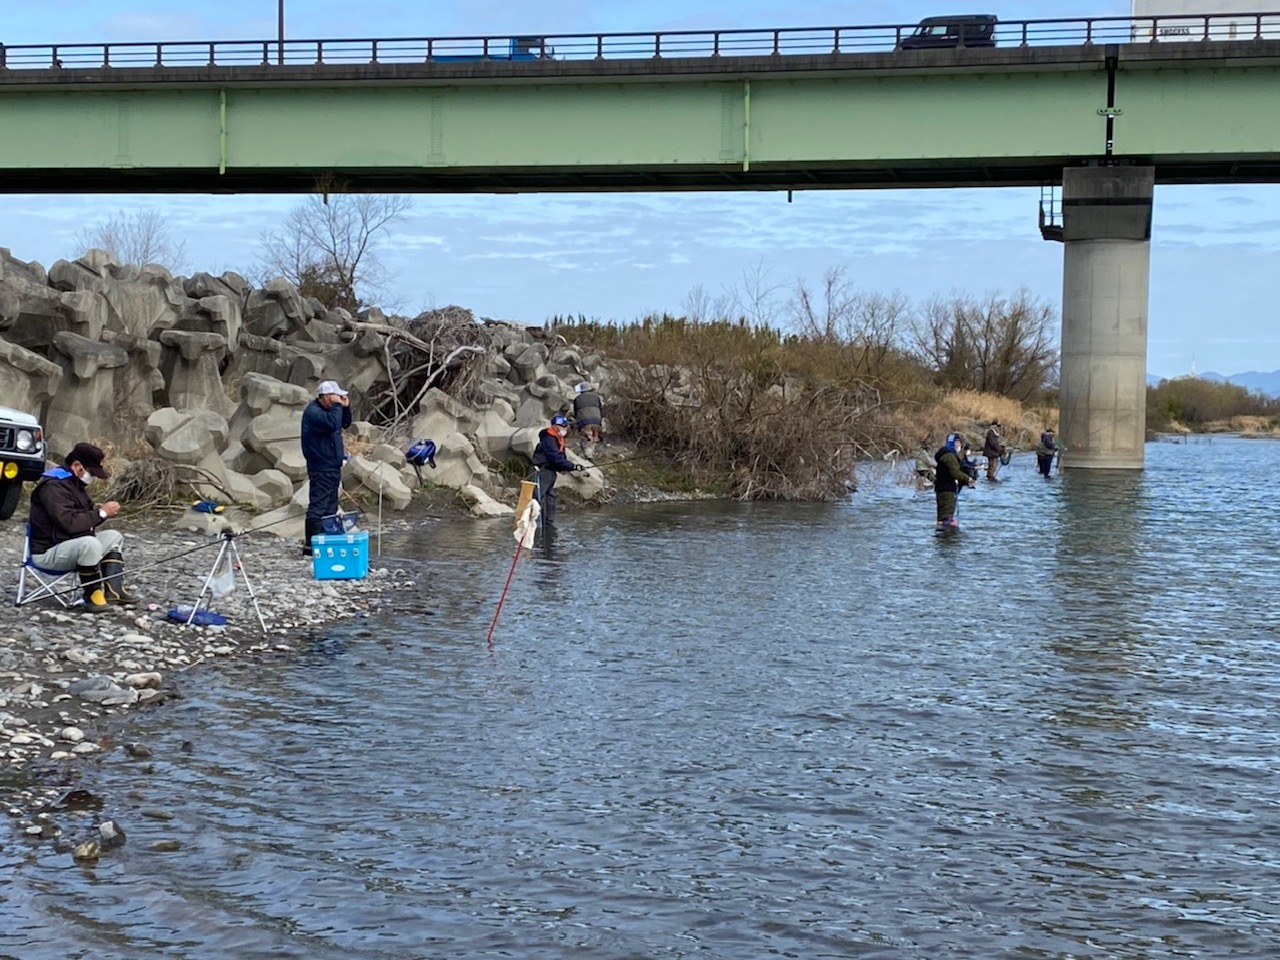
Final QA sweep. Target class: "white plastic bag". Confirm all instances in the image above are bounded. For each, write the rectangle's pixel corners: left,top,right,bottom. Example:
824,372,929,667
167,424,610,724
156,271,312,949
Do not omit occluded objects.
210,556,236,600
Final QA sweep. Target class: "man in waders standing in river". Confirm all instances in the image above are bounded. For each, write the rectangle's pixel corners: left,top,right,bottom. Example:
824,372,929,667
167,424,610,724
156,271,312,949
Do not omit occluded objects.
531,414,584,525
935,433,975,529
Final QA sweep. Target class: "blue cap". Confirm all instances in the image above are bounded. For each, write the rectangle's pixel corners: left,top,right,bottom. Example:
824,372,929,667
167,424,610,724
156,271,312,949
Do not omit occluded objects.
550,414,570,427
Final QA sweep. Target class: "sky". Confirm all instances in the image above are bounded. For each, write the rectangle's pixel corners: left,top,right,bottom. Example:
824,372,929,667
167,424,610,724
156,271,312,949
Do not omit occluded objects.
2,0,1278,378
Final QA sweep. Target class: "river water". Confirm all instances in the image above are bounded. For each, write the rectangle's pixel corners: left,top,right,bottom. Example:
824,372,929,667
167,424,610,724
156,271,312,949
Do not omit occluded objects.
3,437,1279,959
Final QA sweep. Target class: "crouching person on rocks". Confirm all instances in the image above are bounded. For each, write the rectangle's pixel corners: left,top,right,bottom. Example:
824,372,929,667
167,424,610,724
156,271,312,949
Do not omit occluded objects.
28,442,139,613
531,414,584,524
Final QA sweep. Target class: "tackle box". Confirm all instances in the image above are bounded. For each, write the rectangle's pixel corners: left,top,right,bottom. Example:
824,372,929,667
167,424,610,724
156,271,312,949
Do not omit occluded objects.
311,531,369,580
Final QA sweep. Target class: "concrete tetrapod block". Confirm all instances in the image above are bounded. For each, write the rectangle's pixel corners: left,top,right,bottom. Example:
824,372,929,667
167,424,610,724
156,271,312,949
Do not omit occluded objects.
369,443,405,467
222,466,274,510
180,448,234,502
471,408,515,458
347,455,412,510
407,387,482,446
0,339,62,417
248,502,305,542
177,293,242,348
222,439,273,477
158,329,233,417
505,340,548,384
461,484,515,520
99,264,188,341
429,433,488,491
243,278,306,339
171,506,236,537
184,271,243,302
102,330,164,422
57,289,110,342
251,468,295,506
507,426,540,460
244,411,307,481
560,463,605,501
351,420,382,444
46,333,129,454
146,409,230,466
526,373,568,401
239,372,312,415
484,352,512,379
304,346,385,399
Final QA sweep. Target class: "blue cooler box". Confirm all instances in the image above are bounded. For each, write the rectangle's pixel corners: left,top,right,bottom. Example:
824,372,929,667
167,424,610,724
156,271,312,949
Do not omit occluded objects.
312,531,369,580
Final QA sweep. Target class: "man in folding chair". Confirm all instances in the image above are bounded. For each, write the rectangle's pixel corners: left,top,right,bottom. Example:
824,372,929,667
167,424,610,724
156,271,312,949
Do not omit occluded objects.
26,442,139,613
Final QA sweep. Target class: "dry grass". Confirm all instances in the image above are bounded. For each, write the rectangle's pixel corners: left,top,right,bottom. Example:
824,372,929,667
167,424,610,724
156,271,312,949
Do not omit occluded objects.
937,390,1027,431
1207,415,1280,435
899,390,1056,451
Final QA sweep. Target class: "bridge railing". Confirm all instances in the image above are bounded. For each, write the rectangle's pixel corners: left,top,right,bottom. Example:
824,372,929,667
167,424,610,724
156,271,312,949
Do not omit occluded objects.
0,13,1278,71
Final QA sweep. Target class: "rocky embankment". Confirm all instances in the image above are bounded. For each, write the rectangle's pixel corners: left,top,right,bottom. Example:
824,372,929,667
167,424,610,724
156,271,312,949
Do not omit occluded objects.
0,246,638,545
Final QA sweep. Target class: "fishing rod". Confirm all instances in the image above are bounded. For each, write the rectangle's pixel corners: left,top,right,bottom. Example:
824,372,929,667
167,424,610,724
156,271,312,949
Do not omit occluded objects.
579,450,666,468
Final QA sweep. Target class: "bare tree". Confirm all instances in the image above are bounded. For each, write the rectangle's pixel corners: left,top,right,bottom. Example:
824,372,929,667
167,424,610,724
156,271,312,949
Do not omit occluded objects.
791,267,911,376
910,288,1058,400
76,208,188,270
259,175,413,312
791,266,861,342
682,283,735,324
728,258,787,327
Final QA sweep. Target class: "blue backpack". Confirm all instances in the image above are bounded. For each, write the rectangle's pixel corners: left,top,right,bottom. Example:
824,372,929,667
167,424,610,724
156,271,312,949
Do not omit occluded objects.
405,439,437,483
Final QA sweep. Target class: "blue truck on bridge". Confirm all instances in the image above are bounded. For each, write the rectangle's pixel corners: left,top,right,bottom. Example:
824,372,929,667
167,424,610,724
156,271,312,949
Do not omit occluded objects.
430,36,551,61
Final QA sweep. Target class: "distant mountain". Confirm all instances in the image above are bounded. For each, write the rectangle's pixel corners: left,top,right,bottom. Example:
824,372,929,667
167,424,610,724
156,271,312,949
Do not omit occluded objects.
1146,371,1280,397
1200,371,1280,397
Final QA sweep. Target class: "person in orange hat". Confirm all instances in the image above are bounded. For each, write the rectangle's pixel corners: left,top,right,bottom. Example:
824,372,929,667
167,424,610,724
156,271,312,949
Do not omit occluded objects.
27,442,139,612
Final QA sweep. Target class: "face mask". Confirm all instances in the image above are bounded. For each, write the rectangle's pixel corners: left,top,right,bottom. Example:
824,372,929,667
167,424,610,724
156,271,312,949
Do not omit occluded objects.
77,468,93,487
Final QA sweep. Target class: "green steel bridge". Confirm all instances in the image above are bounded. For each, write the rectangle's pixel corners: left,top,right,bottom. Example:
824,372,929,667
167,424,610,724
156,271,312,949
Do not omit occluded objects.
0,12,1278,194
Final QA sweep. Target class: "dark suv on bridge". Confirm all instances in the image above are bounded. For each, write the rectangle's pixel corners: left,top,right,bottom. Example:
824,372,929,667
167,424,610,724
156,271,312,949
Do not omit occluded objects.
897,14,998,50
0,405,47,521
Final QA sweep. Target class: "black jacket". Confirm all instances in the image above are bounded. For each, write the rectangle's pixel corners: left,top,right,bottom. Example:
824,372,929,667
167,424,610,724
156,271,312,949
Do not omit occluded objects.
29,468,103,555
934,447,972,494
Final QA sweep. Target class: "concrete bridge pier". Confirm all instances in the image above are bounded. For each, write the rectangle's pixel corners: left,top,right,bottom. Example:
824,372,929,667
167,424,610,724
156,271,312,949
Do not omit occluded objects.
1058,166,1154,470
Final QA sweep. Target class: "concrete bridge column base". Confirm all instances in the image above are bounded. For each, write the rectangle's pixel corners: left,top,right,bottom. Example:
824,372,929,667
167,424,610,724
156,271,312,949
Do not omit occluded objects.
1058,166,1154,470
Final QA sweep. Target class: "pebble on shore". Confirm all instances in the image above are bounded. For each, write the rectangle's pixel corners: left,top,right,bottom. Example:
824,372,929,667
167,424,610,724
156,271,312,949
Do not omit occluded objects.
1,516,411,828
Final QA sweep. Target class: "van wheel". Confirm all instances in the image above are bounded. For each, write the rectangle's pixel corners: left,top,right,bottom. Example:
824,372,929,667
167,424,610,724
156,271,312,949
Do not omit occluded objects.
0,481,21,521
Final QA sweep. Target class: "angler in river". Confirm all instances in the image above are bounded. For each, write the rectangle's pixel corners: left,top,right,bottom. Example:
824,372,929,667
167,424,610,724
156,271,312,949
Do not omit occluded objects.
530,413,585,525
934,433,976,530
1036,427,1059,478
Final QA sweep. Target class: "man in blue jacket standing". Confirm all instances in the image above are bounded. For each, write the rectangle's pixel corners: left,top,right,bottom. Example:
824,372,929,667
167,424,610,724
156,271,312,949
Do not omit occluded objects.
300,380,352,557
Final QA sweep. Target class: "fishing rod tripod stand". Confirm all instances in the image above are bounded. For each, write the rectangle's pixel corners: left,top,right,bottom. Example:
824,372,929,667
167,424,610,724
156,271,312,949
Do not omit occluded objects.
185,530,269,634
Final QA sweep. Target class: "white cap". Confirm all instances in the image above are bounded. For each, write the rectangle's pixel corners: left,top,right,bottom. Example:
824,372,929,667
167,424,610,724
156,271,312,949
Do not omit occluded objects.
575,382,591,394
317,380,348,397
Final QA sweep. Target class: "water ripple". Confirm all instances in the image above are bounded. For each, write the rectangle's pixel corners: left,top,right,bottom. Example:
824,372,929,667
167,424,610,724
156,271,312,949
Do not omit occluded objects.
3,439,1280,958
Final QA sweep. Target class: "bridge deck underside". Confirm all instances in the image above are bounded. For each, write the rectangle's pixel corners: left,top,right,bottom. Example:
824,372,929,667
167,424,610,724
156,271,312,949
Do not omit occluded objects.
4,158,1280,194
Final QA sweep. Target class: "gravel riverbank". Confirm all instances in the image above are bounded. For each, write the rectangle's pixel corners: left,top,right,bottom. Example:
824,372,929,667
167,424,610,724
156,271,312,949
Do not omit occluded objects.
0,510,416,828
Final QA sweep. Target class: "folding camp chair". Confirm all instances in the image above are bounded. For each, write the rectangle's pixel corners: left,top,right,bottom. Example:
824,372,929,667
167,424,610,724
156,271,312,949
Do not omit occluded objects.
15,523,78,607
